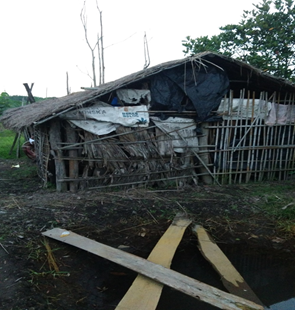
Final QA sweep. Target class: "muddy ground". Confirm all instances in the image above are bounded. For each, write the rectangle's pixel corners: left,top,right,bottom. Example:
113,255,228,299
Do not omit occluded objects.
1,158,295,310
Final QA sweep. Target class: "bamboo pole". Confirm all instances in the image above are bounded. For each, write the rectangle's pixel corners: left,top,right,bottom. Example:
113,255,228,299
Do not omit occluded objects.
219,100,227,185
278,124,286,181
258,93,267,182
213,120,220,184
283,94,291,179
227,91,234,185
87,175,195,189
245,92,255,183
232,90,245,184
239,94,249,183
272,93,282,180
286,94,295,178
252,93,260,182
269,109,277,179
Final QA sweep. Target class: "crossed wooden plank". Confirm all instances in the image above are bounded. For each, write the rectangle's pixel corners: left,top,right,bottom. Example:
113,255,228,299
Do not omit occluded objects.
42,216,264,310
115,213,192,310
192,225,263,306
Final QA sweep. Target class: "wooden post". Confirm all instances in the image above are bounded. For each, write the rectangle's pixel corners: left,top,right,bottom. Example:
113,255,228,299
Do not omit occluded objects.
9,132,20,155
65,122,79,192
198,122,213,184
49,119,67,192
23,83,35,103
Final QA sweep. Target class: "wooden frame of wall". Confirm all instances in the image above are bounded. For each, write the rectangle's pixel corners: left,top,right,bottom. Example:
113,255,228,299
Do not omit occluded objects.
34,90,295,191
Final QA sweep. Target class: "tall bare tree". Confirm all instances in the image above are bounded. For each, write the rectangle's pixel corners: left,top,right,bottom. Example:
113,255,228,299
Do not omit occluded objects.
80,0,105,87
96,1,105,84
66,72,71,95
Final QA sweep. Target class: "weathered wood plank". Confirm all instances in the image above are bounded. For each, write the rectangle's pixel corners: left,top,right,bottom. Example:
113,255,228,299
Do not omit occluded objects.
65,122,78,192
49,119,67,192
115,213,192,310
42,228,264,310
193,225,263,306
198,122,213,185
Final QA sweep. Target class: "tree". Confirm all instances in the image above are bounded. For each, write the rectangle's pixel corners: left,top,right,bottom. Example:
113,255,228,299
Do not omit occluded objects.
182,0,295,81
0,92,10,116
66,72,71,95
80,0,105,87
0,92,24,116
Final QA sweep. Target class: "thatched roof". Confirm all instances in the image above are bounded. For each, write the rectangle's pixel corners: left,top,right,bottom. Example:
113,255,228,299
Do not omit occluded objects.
1,51,295,131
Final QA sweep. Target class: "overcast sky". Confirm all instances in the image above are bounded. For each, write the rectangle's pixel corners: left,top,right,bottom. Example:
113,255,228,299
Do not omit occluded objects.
0,0,259,98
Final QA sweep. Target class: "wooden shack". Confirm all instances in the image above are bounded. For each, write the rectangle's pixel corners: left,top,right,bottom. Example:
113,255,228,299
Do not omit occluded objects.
1,52,295,191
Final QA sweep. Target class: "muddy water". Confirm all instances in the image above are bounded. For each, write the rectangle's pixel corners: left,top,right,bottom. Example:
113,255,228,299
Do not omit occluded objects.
105,243,295,309
222,245,295,310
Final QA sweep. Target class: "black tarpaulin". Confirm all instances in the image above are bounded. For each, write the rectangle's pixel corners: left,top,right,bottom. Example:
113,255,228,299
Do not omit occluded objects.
150,61,229,121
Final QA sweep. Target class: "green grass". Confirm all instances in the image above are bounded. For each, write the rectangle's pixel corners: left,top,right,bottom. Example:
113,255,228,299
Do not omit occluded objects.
248,182,295,218
0,125,26,159
247,181,295,236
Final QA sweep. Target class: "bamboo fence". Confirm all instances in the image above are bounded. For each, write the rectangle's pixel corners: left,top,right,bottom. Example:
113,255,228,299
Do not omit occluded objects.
210,91,295,184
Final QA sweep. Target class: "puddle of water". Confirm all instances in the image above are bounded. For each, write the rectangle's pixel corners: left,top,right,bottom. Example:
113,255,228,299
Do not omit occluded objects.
156,245,224,310
105,243,295,310
222,245,295,310
269,298,295,310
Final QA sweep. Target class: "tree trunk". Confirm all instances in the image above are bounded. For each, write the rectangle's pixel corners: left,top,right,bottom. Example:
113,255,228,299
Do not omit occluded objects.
66,72,71,95
99,10,105,84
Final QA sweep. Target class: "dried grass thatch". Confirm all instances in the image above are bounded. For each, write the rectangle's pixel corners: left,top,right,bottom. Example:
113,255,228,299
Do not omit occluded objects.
1,51,295,132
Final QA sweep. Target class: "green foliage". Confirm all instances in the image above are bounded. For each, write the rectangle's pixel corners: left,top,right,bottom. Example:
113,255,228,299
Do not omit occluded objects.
0,125,26,159
0,92,46,116
0,92,11,115
182,0,295,81
0,92,23,116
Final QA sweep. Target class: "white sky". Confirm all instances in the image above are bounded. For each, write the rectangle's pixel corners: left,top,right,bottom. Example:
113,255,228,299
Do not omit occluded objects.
0,0,259,98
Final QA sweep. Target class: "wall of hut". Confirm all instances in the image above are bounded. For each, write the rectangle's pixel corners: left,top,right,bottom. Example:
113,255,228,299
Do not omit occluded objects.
34,118,200,192
34,89,295,192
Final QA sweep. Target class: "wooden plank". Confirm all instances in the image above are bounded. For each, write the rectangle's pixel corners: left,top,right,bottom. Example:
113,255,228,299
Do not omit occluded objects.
192,225,263,306
65,122,79,192
49,119,67,192
115,213,192,310
198,122,213,185
42,228,264,310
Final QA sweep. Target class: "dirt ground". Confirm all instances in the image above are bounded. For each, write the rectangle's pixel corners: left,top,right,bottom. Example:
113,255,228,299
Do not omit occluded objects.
1,158,295,310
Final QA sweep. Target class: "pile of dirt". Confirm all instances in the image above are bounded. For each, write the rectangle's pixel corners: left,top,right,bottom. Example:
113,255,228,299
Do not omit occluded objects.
0,158,294,310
